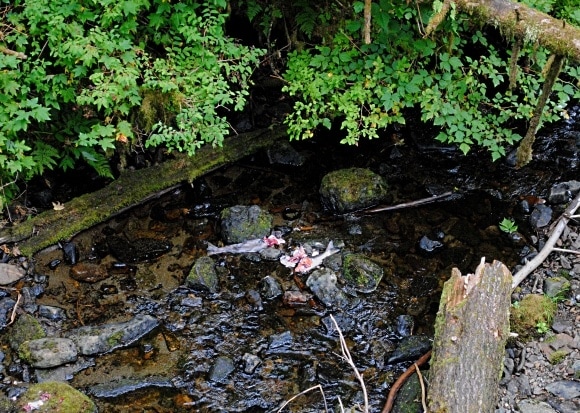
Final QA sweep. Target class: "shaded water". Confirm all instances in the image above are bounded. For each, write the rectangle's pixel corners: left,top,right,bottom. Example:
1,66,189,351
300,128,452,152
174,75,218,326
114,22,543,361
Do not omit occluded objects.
27,111,580,412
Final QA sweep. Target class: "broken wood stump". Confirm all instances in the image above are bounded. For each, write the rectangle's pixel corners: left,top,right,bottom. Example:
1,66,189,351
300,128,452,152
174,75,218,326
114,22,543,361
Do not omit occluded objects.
428,258,513,413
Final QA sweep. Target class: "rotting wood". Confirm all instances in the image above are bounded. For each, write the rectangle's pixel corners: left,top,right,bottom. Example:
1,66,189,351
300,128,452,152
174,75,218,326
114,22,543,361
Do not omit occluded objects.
453,0,580,62
0,127,287,256
512,190,580,289
427,258,512,413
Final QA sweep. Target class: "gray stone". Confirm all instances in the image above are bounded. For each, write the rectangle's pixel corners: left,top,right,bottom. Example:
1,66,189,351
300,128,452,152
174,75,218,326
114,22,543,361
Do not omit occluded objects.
306,269,349,308
209,356,235,382
242,353,261,374
220,205,273,244
319,168,388,214
530,204,553,229
0,263,25,285
516,399,558,413
388,335,431,363
186,256,219,293
260,275,283,299
548,181,580,204
543,276,571,299
545,380,580,399
35,357,95,382
67,314,160,355
19,337,77,368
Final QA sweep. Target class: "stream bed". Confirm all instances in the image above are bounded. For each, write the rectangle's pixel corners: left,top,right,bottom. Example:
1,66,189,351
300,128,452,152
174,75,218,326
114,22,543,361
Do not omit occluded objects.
3,107,580,412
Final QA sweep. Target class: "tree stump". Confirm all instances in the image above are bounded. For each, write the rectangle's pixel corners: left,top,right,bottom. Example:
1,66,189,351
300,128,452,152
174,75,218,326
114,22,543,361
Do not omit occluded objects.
427,258,512,413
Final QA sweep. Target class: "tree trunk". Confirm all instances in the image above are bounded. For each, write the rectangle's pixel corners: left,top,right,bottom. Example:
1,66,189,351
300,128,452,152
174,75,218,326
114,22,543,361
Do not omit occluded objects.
427,259,513,413
453,0,580,62
0,128,287,256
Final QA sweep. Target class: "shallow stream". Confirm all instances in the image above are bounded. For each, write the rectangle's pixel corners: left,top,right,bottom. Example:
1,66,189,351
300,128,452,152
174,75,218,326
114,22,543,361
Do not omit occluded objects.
15,106,580,412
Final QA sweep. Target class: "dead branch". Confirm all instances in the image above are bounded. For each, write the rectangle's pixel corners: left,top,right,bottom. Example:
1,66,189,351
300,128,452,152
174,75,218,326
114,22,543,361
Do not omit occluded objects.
512,190,580,288
357,191,455,215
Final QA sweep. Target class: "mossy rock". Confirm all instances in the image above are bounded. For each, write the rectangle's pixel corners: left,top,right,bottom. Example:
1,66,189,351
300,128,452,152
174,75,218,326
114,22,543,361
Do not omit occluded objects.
17,381,97,413
8,313,46,351
319,168,388,213
341,253,384,293
511,294,557,340
186,256,219,293
220,205,272,244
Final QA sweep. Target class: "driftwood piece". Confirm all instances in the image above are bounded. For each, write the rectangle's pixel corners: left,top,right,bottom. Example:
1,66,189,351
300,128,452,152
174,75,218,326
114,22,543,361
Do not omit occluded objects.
0,128,287,256
427,258,513,413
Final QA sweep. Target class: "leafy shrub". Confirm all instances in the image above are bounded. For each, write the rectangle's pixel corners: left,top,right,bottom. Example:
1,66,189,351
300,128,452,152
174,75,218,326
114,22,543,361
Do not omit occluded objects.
0,0,263,210
282,0,580,160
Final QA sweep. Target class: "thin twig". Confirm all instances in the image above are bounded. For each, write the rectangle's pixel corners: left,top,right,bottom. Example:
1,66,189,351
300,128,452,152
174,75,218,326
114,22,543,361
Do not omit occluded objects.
276,384,329,413
552,247,580,255
381,350,432,413
414,362,428,413
357,192,455,215
330,314,369,413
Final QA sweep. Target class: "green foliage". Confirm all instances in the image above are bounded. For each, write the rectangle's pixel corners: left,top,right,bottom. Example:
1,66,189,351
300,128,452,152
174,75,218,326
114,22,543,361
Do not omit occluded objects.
0,0,263,210
499,218,518,234
282,0,579,160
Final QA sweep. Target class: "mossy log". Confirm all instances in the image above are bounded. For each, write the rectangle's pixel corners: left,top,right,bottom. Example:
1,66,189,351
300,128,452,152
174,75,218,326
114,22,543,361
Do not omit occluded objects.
0,128,287,256
453,0,580,62
427,259,513,413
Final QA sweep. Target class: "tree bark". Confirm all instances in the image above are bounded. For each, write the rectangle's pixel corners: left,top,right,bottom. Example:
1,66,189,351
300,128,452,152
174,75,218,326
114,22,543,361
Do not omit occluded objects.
0,127,287,256
453,0,580,62
427,259,513,413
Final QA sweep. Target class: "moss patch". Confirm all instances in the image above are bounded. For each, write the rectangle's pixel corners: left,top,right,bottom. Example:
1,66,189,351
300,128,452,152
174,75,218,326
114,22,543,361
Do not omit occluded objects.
511,294,557,341
17,381,96,413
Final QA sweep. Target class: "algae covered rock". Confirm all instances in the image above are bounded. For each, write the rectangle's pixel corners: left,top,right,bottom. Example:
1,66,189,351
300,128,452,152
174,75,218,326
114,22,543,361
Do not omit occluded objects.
9,313,46,351
18,337,78,368
18,381,97,412
341,253,384,293
186,256,219,293
220,205,273,244
319,168,388,213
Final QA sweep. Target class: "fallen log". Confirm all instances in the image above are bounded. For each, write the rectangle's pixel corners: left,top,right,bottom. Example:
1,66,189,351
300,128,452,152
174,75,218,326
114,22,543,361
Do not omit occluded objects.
0,128,287,256
427,258,513,413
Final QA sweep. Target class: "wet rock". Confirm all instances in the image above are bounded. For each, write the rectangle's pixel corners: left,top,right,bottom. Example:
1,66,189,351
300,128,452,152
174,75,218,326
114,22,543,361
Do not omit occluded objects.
319,168,388,214
208,356,235,382
392,374,422,413
387,335,431,363
18,337,77,368
107,236,172,263
418,235,443,253
260,275,283,299
67,314,160,355
48,259,62,270
242,353,261,374
545,380,580,399
543,276,571,299
282,290,311,307
17,381,97,413
60,241,79,265
259,246,282,260
269,331,293,349
516,399,558,413
186,256,219,293
245,289,263,311
0,263,25,285
69,263,110,283
220,205,273,244
0,297,16,328
306,269,349,308
530,204,553,229
341,253,384,293
8,313,46,351
267,141,305,166
548,181,580,204
89,376,173,398
396,315,415,337
36,357,95,382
